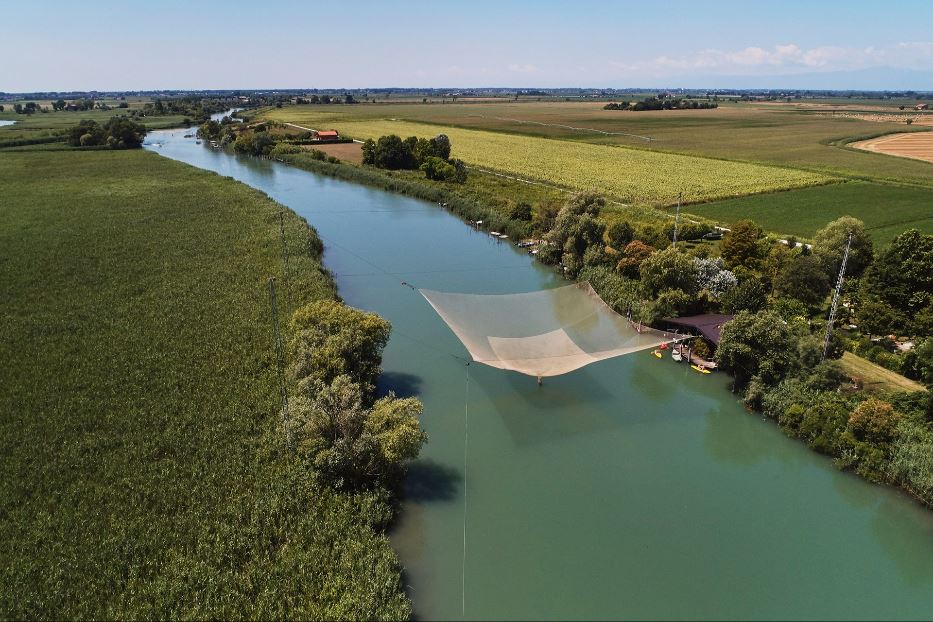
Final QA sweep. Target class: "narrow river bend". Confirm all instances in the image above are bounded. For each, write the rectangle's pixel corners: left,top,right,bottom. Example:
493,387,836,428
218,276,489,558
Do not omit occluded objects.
145,129,933,621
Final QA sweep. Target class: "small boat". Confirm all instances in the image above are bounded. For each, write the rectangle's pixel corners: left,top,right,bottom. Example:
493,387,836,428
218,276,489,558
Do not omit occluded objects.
652,350,663,358
691,364,711,374
659,342,669,350
671,348,683,362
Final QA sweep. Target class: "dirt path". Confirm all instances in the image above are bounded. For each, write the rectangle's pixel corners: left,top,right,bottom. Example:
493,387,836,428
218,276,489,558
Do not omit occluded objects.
850,132,933,164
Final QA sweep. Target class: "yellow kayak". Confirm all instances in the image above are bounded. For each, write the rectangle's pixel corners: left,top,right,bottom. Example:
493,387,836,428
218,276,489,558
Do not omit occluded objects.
691,364,712,374
652,350,663,358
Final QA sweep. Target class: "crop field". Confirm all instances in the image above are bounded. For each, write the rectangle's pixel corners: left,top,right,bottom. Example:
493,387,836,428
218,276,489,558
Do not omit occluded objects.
687,181,933,243
851,131,933,164
0,150,409,618
265,102,933,188
266,110,834,206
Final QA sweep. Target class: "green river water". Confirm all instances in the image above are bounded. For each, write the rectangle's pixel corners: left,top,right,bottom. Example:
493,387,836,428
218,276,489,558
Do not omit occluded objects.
146,129,933,620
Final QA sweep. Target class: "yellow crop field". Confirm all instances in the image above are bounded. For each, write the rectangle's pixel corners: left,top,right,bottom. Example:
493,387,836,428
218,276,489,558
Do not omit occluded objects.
266,109,836,205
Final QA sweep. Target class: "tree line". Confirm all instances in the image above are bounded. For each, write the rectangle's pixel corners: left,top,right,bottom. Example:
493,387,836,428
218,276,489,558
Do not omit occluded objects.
361,134,467,183
604,97,718,111
67,117,147,149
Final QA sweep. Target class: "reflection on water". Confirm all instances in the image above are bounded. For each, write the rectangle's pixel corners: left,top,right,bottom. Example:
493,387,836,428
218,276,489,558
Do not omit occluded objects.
145,129,933,621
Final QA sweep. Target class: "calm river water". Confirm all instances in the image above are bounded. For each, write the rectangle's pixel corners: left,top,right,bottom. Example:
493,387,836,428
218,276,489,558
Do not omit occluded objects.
145,128,933,620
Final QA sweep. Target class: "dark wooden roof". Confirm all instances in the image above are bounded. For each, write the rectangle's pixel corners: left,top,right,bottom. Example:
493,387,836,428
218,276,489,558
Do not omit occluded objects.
661,314,735,345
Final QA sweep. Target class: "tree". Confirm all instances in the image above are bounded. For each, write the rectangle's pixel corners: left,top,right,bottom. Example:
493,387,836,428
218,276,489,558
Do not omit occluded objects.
13,103,23,114
812,216,874,279
607,221,634,250
539,193,606,278
532,200,561,234
361,138,376,165
197,119,222,140
102,117,147,148
857,297,903,338
68,120,105,146
773,254,831,307
694,257,737,298
616,240,655,278
721,279,767,314
764,243,793,294
509,202,533,221
291,375,426,491
288,300,391,397
420,156,459,182
431,134,451,160
52,99,66,111
716,310,799,385
862,229,933,317
848,398,901,444
720,220,764,269
639,247,698,297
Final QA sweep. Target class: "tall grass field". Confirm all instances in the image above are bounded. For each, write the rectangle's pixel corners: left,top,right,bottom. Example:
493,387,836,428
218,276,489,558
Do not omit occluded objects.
0,150,411,619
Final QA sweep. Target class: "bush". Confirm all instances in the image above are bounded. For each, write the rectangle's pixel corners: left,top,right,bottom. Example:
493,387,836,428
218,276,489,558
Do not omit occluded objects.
509,202,533,222
420,155,458,182
607,221,634,250
848,398,902,444
890,420,933,506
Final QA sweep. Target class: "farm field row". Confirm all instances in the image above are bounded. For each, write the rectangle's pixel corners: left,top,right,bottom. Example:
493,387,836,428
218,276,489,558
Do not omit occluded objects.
688,180,933,243
265,103,933,188
267,111,835,206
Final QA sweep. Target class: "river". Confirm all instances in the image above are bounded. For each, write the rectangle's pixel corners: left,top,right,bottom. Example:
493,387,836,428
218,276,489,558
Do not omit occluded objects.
144,127,933,620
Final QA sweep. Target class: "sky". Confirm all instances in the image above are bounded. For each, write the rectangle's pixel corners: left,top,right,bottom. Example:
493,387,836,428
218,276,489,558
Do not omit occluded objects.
3,0,933,92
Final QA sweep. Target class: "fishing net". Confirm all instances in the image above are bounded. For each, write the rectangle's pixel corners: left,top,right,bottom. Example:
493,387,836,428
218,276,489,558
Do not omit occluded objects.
420,282,680,377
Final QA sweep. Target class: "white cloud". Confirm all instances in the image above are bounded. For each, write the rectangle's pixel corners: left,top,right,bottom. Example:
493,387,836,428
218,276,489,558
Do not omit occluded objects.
612,42,933,76
507,63,539,74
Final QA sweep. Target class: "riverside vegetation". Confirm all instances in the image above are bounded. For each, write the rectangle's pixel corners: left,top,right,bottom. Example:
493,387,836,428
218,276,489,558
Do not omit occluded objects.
194,104,933,509
0,145,426,619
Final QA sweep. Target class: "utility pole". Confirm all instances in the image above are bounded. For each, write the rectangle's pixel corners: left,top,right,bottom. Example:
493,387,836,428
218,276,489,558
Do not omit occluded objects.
822,232,852,362
672,192,682,247
268,277,291,450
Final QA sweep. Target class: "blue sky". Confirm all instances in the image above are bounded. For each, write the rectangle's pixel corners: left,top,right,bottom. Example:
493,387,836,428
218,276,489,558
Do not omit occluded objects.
3,0,933,91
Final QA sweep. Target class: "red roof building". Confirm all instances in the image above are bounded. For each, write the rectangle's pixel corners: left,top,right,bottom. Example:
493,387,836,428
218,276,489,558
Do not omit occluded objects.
315,130,339,140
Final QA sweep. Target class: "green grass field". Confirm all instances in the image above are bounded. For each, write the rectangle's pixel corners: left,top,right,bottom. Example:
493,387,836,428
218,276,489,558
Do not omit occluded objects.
687,181,933,243
268,109,835,206
0,108,188,144
264,102,933,188
0,150,410,619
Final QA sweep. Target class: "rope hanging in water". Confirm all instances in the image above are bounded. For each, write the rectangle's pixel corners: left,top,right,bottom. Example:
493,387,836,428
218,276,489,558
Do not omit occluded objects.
462,362,470,618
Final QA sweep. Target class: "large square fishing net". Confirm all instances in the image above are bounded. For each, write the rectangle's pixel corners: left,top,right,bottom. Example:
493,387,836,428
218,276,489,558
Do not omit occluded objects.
420,282,679,377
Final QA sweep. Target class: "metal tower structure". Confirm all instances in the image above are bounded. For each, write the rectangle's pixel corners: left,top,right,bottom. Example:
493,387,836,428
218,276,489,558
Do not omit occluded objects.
822,232,853,361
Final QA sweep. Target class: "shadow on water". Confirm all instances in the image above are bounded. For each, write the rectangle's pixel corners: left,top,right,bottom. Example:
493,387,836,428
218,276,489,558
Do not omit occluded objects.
404,459,462,503
475,365,624,447
378,371,424,398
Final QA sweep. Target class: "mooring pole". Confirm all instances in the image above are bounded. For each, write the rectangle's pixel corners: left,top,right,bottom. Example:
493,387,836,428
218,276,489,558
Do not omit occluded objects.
822,232,852,362
268,277,291,450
